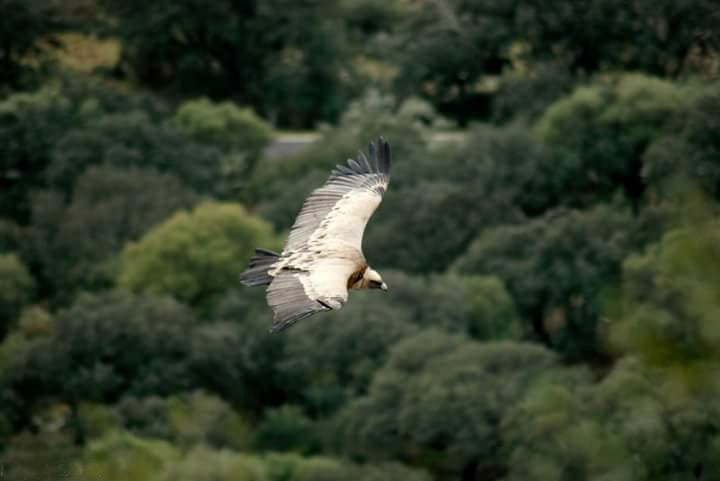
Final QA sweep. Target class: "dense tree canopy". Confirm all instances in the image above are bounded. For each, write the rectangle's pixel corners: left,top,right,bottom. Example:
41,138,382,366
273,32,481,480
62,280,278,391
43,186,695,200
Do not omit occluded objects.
24,166,198,301
1,1,719,480
0,0,69,88
0,254,34,339
536,74,691,208
118,202,279,311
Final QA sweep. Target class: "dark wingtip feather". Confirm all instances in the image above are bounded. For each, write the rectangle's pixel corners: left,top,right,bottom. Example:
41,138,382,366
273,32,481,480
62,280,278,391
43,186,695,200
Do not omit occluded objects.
368,141,378,171
347,157,362,172
240,248,280,287
333,137,391,177
378,137,391,175
357,150,372,172
255,247,280,257
269,309,319,333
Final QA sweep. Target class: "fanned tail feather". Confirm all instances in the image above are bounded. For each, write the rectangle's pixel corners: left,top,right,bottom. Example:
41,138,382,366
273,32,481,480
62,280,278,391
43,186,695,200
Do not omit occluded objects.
240,248,280,286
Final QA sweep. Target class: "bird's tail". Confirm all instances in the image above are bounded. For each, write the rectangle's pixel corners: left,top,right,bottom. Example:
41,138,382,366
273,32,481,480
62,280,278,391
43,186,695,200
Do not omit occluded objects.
240,248,280,286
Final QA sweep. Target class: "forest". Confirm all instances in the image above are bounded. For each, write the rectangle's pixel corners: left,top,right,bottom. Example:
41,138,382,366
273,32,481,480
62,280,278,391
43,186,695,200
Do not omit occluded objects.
1,0,720,480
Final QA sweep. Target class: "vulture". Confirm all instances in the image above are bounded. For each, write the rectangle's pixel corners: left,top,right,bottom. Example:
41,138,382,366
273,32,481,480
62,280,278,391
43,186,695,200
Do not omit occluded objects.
240,137,391,332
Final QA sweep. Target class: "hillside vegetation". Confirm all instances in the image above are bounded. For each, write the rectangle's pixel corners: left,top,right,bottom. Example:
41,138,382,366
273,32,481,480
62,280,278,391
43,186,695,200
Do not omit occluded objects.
1,1,720,480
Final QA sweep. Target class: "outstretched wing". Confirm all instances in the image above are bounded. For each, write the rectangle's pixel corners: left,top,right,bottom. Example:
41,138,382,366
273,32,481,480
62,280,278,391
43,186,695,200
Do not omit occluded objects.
265,138,391,331
267,257,359,332
282,137,391,253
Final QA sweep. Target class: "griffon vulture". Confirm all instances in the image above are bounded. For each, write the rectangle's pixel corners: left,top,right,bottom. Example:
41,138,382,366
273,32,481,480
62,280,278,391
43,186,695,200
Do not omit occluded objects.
240,137,391,332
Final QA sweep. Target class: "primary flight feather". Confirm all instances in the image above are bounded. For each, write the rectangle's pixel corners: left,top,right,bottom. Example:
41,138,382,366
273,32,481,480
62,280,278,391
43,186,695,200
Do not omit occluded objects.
240,137,391,332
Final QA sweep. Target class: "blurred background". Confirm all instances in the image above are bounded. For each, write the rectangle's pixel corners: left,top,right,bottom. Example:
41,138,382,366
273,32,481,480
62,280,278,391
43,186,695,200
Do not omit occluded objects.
1,0,720,480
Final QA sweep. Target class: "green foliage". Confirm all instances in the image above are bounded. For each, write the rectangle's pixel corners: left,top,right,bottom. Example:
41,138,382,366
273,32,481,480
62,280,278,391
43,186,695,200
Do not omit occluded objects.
25,166,198,301
279,456,345,481
0,254,35,338
55,291,195,400
159,446,269,481
75,431,179,481
377,0,718,123
0,331,32,378
492,61,579,123
190,319,298,415
339,330,582,477
352,462,432,481
262,19,358,128
175,99,273,154
48,110,223,196
536,74,690,207
504,358,720,481
3,3,720,478
610,218,720,373
77,433,428,481
174,99,274,196
456,205,660,358
517,0,720,76
372,271,520,340
643,81,720,200
0,0,68,87
0,219,21,252
118,202,278,310
0,76,169,221
279,299,415,415
340,0,404,38
367,123,552,271
6,291,196,422
98,0,358,127
0,290,197,437
165,390,252,450
253,406,320,455
116,395,171,440
77,403,122,439
263,453,430,481
388,0,513,124
0,85,76,221
17,306,53,338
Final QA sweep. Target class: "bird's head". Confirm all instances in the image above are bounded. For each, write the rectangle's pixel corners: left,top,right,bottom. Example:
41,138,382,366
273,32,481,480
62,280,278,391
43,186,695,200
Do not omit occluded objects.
363,267,388,291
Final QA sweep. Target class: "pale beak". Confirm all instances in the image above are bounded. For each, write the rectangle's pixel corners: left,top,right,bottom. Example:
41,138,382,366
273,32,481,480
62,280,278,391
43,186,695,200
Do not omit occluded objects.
380,282,388,291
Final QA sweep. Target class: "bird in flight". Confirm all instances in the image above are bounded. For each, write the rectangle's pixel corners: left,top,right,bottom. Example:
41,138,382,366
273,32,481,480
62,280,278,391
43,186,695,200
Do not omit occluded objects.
240,137,391,332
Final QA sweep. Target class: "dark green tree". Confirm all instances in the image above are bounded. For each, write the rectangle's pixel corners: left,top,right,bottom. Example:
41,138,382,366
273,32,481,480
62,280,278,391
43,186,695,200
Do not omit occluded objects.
518,0,720,76
455,205,660,358
0,0,68,87
48,111,224,197
375,270,521,340
3,291,196,442
504,357,720,481
189,318,298,415
253,405,320,454
365,123,552,272
278,298,416,415
643,81,720,201
339,330,583,480
98,0,358,127
174,98,274,199
24,166,198,301
0,76,170,221
388,0,514,124
0,253,34,339
536,74,690,208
